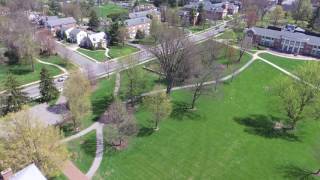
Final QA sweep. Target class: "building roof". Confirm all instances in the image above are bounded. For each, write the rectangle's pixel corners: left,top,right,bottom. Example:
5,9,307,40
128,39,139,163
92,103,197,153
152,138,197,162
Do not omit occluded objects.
69,28,83,36
129,10,160,19
125,17,151,26
88,32,106,44
11,164,47,180
47,17,76,27
249,26,320,46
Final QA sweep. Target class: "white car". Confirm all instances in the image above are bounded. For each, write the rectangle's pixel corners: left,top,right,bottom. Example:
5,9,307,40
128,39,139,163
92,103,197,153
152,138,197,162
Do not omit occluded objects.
57,75,68,82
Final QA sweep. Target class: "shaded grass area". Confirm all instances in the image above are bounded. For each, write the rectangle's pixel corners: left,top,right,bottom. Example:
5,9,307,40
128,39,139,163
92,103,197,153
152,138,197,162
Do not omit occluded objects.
39,55,77,70
187,23,211,33
83,76,116,128
95,61,320,179
0,59,62,91
108,44,139,59
95,4,128,18
68,131,96,173
77,48,107,62
119,66,165,100
258,53,318,72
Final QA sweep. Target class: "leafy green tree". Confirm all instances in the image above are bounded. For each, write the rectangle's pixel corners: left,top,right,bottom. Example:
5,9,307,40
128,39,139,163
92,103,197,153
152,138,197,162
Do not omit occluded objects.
197,2,205,26
292,0,313,23
0,109,68,178
64,71,92,129
109,22,120,45
309,6,320,30
168,0,177,7
4,74,27,114
88,10,100,31
273,62,320,130
48,0,60,15
144,87,172,130
269,5,285,25
39,67,58,103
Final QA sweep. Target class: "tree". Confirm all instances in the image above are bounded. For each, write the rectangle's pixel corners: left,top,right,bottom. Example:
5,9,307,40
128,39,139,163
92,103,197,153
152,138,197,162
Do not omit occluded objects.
3,74,27,114
292,0,313,23
245,7,259,27
36,29,56,56
197,2,205,26
237,35,252,63
62,3,81,22
122,58,147,107
101,99,138,147
88,10,100,31
63,71,92,129
188,41,223,109
48,0,60,15
109,22,120,45
273,62,320,130
149,25,194,94
39,67,58,103
225,43,238,68
309,5,320,30
135,29,145,39
168,0,177,7
269,5,285,25
150,19,161,42
118,26,128,46
143,87,172,130
0,109,68,178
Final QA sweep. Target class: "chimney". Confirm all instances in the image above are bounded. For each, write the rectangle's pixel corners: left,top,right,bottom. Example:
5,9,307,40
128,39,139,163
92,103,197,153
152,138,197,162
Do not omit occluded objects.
1,168,13,180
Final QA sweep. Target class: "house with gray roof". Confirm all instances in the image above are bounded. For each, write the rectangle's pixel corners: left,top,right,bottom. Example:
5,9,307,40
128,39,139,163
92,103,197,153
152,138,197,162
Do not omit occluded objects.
246,26,320,57
124,17,151,39
68,28,87,45
46,17,76,32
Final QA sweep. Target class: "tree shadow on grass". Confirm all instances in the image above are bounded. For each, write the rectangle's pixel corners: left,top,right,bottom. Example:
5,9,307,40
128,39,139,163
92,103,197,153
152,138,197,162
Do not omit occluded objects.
91,94,114,122
234,114,300,142
137,126,154,137
279,164,317,180
80,133,97,157
8,66,33,76
171,101,202,121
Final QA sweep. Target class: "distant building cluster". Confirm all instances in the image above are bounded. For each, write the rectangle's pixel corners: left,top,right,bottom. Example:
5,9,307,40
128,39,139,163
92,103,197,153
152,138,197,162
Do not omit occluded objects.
181,0,240,21
125,4,160,39
28,13,108,50
246,25,320,57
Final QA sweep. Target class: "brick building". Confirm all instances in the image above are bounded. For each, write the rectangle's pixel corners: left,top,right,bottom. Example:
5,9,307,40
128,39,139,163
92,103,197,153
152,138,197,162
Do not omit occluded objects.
246,26,320,57
124,17,151,39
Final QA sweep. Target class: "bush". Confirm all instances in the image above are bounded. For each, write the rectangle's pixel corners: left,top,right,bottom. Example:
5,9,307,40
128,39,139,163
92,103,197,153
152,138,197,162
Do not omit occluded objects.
4,50,19,65
135,30,145,39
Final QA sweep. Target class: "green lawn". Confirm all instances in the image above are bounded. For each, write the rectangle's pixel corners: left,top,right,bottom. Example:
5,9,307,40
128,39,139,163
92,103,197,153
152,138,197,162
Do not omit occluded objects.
187,23,211,33
77,45,139,61
216,29,237,40
68,131,96,173
95,4,128,18
109,44,139,59
0,60,62,91
82,76,115,128
94,60,320,179
39,55,77,70
77,48,107,62
119,66,165,100
258,53,317,72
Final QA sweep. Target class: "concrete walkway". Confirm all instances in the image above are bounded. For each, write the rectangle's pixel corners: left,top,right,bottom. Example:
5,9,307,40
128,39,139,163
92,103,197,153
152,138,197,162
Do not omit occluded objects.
113,72,121,97
86,124,104,178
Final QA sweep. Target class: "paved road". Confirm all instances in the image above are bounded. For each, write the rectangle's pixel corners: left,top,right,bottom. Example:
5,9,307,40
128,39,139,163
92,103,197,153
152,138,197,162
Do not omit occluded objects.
21,22,227,99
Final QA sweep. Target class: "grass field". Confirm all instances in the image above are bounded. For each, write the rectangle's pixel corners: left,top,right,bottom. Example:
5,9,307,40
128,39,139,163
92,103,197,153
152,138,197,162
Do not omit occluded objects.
95,4,128,18
77,48,107,62
109,45,139,59
68,131,96,173
0,60,62,91
94,60,320,179
258,53,316,72
39,55,76,70
188,23,211,33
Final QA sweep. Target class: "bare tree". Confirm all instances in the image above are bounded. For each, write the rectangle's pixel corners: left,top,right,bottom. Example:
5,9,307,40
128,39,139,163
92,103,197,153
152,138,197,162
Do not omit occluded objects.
237,35,252,63
36,29,56,56
149,25,195,94
61,3,81,22
188,41,224,109
101,99,138,148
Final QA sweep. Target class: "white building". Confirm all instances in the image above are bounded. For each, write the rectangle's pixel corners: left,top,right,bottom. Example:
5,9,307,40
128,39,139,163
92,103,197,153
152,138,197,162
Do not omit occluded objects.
1,164,47,180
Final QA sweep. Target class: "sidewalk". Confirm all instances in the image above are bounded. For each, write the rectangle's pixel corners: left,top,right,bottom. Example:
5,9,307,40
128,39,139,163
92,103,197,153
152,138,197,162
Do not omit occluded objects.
62,160,89,180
